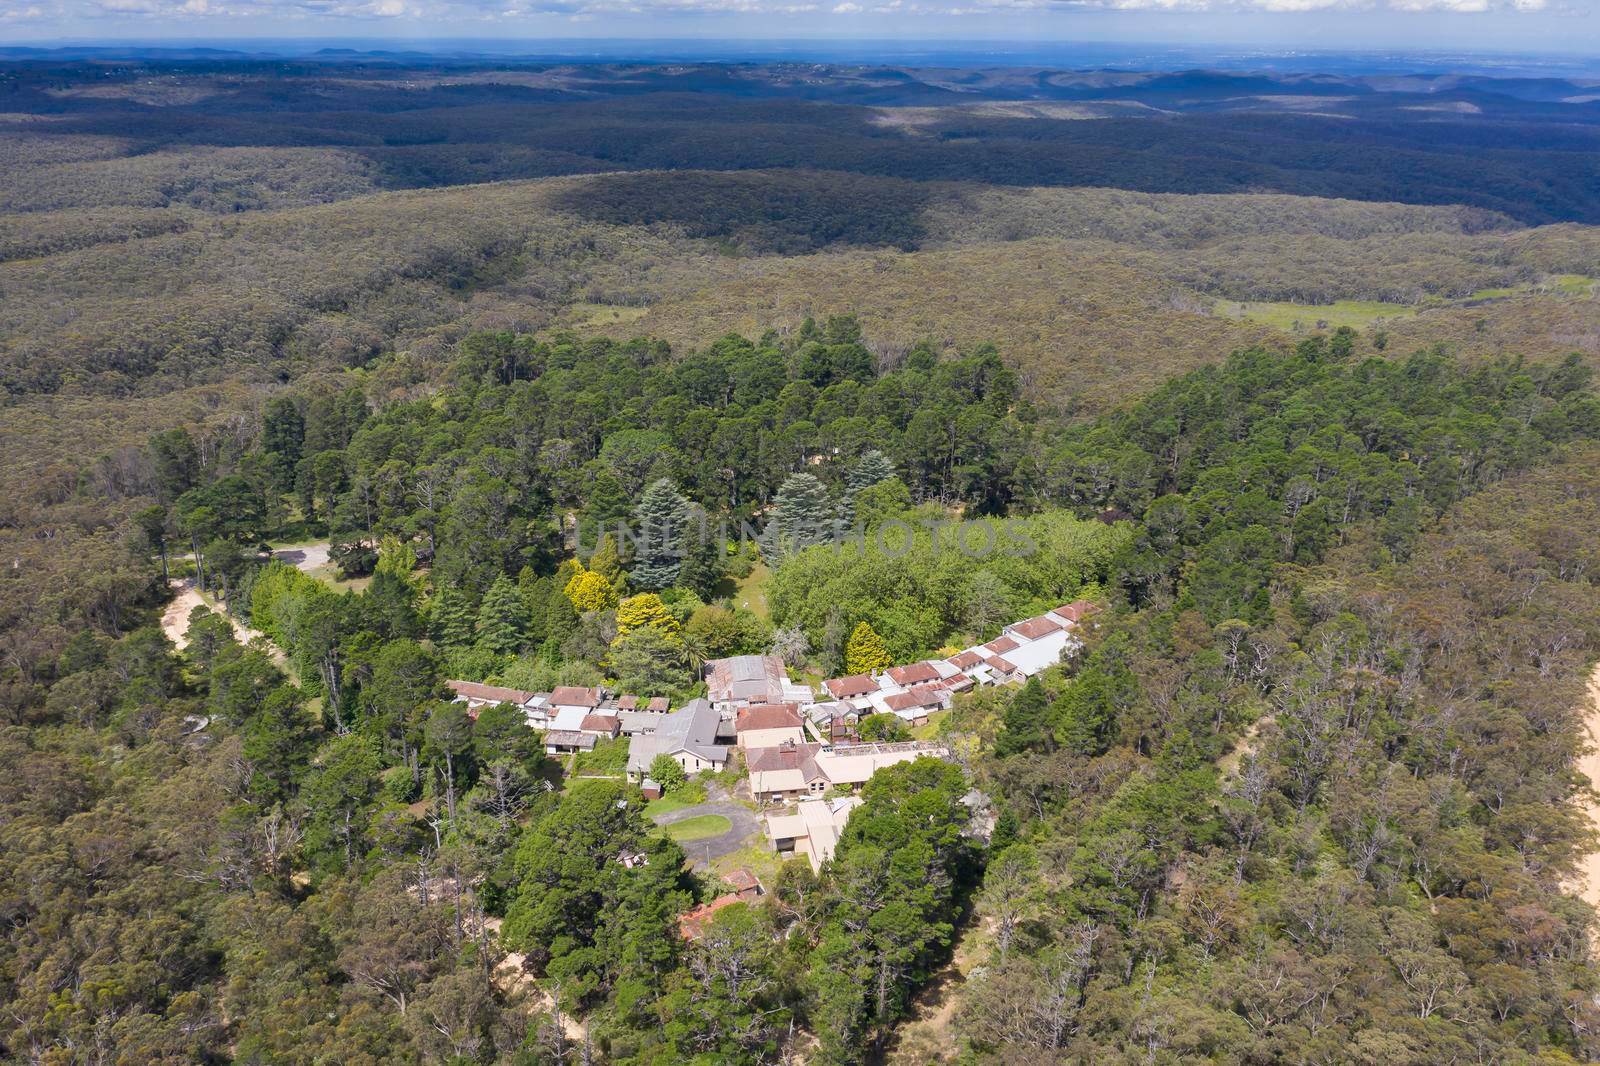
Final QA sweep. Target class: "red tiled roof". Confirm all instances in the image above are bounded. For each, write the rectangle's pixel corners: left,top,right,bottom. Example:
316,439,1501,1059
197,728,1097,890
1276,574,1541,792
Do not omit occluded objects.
447,680,534,705
1053,600,1101,623
725,869,762,897
679,894,746,939
986,655,1018,674
888,661,940,686
984,635,1019,655
946,649,983,670
616,695,639,711
736,704,803,733
550,686,601,708
825,673,878,699
646,696,670,712
1010,615,1065,640
884,684,946,712
580,713,620,735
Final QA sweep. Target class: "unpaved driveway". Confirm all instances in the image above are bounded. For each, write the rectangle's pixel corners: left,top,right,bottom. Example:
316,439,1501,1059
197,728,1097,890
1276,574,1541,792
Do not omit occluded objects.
652,801,760,868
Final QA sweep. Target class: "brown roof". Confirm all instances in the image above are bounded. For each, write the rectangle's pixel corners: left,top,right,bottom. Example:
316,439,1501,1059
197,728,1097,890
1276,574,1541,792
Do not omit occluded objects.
646,696,670,713
550,686,601,708
746,741,823,773
946,650,983,670
1054,600,1101,623
984,635,1020,655
725,869,762,897
447,680,534,705
616,695,639,711
580,713,621,735
1010,615,1066,641
736,704,803,733
942,673,976,691
825,673,878,699
884,685,946,712
985,655,1018,675
888,661,940,686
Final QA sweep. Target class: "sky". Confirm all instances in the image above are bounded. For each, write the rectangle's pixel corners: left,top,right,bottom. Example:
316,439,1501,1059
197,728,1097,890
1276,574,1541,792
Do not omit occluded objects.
2,0,1597,59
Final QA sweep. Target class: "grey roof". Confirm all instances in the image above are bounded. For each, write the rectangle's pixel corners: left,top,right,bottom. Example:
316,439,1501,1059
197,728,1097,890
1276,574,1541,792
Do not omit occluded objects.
544,730,598,751
617,710,663,736
706,654,787,705
627,697,729,773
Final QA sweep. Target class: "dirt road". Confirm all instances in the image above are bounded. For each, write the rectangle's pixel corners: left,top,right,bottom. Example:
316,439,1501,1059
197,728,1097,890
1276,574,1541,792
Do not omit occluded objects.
160,541,327,655
1574,663,1600,910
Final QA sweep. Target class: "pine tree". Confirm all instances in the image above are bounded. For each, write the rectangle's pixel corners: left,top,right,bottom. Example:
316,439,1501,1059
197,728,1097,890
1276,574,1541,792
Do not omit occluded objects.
847,448,896,493
630,478,692,590
476,575,529,655
588,532,625,585
996,677,1052,757
676,518,727,600
764,472,843,560
430,587,476,648
844,621,892,675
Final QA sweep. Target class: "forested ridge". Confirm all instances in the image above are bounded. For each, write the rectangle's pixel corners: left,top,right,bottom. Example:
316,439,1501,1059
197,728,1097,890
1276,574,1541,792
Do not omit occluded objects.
3,50,1600,1063
2,313,1600,1062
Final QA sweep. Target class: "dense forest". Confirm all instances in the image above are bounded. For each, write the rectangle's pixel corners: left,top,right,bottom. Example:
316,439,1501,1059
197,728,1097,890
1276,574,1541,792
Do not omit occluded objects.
3,50,1600,1065
3,311,1600,1062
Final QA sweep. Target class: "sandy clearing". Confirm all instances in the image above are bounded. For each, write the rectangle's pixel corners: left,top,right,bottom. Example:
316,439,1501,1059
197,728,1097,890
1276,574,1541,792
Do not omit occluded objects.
160,542,328,652
159,577,284,665
1573,663,1600,911
271,541,330,572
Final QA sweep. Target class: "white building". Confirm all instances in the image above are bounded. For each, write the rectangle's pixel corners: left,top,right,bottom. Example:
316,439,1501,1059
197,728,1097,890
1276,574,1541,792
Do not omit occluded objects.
765,796,863,872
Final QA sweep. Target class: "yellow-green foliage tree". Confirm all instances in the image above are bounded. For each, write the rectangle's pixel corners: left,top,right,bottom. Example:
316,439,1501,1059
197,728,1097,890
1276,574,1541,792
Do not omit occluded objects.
844,621,892,675
564,564,618,612
616,593,680,638
374,534,417,581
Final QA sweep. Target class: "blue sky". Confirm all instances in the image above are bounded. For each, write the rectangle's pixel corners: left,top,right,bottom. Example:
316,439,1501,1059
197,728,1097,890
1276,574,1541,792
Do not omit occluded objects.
3,0,1597,57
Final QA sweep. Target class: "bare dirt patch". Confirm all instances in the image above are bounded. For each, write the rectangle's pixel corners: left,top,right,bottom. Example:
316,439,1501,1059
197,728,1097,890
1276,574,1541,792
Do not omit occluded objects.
1572,663,1600,910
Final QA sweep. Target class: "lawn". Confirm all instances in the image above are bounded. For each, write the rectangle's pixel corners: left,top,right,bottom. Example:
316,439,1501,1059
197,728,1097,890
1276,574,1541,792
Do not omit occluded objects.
572,737,631,776
910,710,950,742
711,842,791,886
306,562,373,594
733,562,771,620
645,791,704,819
1215,298,1411,332
663,815,733,842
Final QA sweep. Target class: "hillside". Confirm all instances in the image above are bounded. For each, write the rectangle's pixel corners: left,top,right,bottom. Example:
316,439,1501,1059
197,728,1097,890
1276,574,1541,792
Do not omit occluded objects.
3,52,1600,1066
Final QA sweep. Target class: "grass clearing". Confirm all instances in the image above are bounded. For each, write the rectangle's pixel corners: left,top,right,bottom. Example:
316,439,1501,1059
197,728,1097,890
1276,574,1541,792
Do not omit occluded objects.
1215,297,1411,331
572,737,631,776
910,710,950,742
711,842,789,886
306,562,373,594
664,814,733,842
563,302,650,330
733,562,771,620
645,793,701,818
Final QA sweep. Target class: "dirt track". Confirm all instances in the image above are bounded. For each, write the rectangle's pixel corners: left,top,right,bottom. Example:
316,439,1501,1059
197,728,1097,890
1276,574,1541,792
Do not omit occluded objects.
1574,664,1600,910
159,542,327,655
